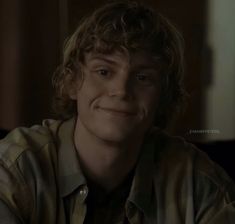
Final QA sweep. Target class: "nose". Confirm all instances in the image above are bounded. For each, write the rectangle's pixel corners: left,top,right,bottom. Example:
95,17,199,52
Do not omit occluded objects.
108,73,132,99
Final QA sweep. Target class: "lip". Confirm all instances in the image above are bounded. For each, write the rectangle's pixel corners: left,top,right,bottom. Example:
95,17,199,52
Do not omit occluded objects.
98,107,137,117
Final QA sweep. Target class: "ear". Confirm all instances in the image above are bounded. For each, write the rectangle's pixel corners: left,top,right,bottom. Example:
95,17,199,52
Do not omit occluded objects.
68,85,77,100
63,70,78,100
65,66,84,100
67,72,83,100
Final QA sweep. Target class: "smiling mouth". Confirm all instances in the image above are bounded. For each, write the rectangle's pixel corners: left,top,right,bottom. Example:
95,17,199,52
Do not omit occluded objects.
98,107,137,117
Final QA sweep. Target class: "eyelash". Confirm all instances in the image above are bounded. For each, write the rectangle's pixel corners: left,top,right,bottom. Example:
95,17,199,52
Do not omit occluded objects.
97,69,110,76
136,73,148,80
135,73,154,85
93,67,156,86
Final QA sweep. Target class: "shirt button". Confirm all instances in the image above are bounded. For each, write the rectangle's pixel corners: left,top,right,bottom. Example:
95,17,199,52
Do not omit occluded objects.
79,187,88,196
79,189,85,195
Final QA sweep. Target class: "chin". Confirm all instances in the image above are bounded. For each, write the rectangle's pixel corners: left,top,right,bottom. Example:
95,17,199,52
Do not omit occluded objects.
92,123,138,143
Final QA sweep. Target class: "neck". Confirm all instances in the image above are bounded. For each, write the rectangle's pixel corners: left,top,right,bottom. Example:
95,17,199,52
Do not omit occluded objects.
74,118,144,193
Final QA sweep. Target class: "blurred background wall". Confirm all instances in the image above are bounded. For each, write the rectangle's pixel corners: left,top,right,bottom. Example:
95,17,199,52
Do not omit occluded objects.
205,0,235,141
0,0,234,142
0,0,67,129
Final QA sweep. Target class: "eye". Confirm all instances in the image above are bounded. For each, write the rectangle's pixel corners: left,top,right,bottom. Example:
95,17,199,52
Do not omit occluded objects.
97,69,110,76
90,65,114,79
135,73,152,85
136,73,148,81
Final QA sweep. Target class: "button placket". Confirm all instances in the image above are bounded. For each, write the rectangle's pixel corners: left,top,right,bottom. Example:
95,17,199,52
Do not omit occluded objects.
79,185,88,202
71,186,89,224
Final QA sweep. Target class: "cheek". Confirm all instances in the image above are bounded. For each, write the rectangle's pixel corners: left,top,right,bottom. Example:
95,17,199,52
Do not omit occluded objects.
138,88,160,111
138,91,160,124
76,77,105,111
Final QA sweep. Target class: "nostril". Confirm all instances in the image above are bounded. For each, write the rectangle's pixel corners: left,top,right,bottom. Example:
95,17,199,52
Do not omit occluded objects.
108,87,133,100
109,89,127,97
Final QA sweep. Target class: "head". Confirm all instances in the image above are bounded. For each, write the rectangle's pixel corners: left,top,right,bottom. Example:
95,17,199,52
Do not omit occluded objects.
52,0,186,130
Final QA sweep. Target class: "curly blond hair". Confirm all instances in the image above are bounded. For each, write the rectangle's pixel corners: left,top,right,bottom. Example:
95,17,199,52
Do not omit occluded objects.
52,0,186,128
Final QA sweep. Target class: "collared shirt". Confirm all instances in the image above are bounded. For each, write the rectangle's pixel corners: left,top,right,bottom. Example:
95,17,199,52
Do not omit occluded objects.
0,117,235,224
83,169,134,224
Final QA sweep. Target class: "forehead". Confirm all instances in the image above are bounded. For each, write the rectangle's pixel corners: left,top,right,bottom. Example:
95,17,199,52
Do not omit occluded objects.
84,50,161,68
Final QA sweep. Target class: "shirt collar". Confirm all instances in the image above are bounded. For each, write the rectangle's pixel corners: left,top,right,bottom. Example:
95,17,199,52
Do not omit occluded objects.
57,117,86,197
56,117,157,207
127,128,157,217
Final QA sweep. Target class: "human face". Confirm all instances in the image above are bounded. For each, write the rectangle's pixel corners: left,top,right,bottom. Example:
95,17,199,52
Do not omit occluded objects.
71,50,161,143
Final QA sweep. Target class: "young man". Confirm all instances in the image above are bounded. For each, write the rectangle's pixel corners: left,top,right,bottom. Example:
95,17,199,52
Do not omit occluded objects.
0,1,234,224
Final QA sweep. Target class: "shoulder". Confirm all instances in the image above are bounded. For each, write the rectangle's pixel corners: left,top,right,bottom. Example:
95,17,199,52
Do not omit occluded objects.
0,119,63,167
150,129,235,222
0,119,64,222
151,129,232,186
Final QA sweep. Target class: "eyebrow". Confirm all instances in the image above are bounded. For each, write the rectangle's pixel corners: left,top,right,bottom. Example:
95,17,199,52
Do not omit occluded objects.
88,55,118,65
134,64,159,70
86,53,162,70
